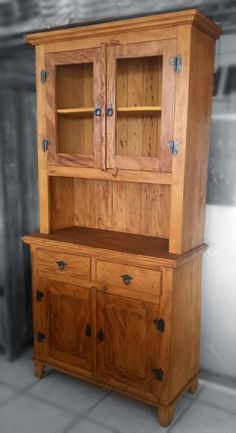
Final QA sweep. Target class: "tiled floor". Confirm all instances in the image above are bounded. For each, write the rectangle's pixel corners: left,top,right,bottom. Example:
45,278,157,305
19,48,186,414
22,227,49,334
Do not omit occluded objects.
0,347,235,433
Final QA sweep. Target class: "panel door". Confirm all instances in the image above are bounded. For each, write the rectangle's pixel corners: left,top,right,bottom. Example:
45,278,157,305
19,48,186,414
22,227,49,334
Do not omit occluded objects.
45,48,104,168
97,292,160,394
40,279,93,372
107,39,177,172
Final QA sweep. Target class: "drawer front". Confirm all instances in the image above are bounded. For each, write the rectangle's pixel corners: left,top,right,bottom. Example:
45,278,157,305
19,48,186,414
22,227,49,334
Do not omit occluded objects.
96,260,161,297
36,249,91,280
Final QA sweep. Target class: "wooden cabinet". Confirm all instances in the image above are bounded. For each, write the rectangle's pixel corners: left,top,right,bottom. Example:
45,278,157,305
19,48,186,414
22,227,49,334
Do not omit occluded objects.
23,9,221,427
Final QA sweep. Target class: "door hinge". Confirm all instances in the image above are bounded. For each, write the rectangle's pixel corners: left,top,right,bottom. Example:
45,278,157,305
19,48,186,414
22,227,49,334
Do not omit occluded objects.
170,55,182,73
36,290,44,302
42,138,50,152
37,332,46,343
154,318,165,333
167,140,179,155
40,69,48,83
152,368,164,382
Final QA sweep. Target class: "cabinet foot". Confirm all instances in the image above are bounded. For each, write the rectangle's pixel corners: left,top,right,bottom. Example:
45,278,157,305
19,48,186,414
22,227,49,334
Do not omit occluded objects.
34,361,45,379
189,374,199,395
158,404,175,427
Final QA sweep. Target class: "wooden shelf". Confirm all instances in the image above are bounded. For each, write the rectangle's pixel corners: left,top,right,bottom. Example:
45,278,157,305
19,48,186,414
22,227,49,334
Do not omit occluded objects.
117,106,162,115
23,226,207,265
57,107,94,117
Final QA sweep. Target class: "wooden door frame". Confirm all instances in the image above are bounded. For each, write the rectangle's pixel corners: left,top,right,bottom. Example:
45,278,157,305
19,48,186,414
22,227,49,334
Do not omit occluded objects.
45,48,104,168
106,39,177,172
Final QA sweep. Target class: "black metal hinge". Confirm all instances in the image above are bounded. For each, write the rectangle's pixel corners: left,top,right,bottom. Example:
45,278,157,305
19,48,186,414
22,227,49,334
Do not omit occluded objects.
167,140,179,155
37,332,46,343
152,368,164,382
42,138,50,152
154,318,165,333
40,69,48,83
170,55,182,73
36,291,44,302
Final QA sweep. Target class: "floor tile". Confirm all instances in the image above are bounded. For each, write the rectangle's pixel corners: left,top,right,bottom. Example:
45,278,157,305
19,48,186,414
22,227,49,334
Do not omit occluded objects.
28,370,109,415
0,393,74,433
0,346,35,389
66,418,114,433
0,383,16,405
88,391,190,433
169,400,236,433
196,378,236,414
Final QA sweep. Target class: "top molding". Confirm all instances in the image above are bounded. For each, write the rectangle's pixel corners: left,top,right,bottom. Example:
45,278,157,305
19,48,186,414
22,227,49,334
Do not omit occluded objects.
26,9,222,46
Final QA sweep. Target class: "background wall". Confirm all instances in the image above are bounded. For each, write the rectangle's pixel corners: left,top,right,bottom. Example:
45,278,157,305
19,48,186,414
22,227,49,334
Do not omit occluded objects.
0,1,235,381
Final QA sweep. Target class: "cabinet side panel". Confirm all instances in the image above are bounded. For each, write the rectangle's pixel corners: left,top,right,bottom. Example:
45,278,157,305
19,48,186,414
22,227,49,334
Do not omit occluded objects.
50,177,75,230
36,45,50,233
169,256,202,400
182,28,215,252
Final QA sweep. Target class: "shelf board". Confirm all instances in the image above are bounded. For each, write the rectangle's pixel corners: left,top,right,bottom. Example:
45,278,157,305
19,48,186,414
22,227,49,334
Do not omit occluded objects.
117,106,162,115
57,107,94,117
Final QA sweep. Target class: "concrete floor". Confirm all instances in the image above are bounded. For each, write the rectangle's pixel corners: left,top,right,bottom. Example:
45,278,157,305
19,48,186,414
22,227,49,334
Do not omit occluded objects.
0,347,236,433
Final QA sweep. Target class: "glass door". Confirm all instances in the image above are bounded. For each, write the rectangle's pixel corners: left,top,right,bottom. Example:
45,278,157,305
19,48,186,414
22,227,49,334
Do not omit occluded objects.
107,39,177,172
45,48,104,167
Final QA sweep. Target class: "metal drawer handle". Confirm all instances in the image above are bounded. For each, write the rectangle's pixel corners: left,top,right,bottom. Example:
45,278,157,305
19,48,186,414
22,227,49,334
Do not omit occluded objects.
56,260,67,270
121,274,133,285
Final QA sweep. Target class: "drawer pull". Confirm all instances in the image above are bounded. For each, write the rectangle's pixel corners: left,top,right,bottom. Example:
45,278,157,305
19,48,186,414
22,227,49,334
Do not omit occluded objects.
85,324,92,337
98,328,104,342
56,260,67,270
121,274,133,285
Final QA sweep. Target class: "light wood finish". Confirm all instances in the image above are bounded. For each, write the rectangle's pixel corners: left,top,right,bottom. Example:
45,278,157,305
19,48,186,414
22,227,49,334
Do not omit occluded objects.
48,166,172,185
35,45,50,233
107,39,176,172
96,260,161,297
24,10,221,428
36,248,91,281
74,179,170,238
117,106,162,114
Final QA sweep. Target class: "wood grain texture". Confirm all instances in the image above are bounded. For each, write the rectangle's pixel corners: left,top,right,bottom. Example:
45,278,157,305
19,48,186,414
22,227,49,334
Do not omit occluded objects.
169,26,216,253
35,45,50,233
96,292,160,393
50,176,75,230
48,166,172,184
74,179,171,238
96,260,161,296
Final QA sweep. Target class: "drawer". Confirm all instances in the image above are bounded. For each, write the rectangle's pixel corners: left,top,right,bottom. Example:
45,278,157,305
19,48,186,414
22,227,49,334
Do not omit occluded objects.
96,260,161,297
36,249,91,280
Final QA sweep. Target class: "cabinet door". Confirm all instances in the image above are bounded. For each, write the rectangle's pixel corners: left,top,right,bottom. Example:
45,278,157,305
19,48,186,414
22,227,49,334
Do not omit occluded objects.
107,39,176,172
97,292,160,393
45,48,104,168
40,279,93,373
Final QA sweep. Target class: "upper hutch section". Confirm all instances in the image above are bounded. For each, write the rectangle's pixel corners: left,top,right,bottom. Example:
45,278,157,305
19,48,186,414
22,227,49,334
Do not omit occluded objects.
27,10,221,255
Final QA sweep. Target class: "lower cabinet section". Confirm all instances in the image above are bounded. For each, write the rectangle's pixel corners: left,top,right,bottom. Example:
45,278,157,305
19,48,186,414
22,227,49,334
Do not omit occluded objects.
38,279,93,373
28,242,202,428
96,292,160,394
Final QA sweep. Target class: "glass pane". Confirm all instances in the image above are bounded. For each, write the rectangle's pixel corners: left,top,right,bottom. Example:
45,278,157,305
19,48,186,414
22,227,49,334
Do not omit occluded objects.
116,56,162,158
56,63,94,155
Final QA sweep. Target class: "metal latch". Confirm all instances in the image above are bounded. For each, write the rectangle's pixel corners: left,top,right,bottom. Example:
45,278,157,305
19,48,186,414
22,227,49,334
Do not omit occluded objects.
42,138,50,152
152,368,164,382
154,319,165,333
170,55,182,73
40,69,48,83
167,140,179,155
37,332,46,343
36,291,44,302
